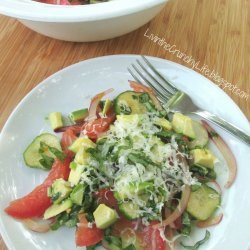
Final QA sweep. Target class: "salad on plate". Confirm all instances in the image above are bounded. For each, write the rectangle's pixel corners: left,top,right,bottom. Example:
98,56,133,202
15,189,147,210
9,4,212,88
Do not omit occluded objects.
4,81,236,250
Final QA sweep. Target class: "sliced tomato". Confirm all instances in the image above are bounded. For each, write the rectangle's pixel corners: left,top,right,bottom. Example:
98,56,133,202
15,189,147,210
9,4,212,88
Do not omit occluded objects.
75,214,104,247
59,0,71,4
5,157,71,219
94,189,118,210
83,116,115,141
112,216,140,238
137,221,166,250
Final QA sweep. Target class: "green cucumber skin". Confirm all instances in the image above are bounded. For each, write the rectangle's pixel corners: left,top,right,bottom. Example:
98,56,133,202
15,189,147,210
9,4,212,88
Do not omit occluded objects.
23,133,61,170
119,202,140,220
187,184,221,221
114,91,147,115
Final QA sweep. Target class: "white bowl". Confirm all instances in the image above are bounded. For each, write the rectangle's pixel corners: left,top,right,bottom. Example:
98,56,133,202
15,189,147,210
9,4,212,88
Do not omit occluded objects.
0,0,168,42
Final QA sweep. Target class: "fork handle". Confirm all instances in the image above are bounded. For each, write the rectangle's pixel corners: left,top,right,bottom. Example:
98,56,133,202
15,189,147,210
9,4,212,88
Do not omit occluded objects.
193,110,250,146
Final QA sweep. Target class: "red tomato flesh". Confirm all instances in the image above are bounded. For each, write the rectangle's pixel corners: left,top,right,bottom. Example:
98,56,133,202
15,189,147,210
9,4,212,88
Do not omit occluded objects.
137,221,166,250
75,214,104,247
113,218,166,250
94,188,118,210
5,157,71,219
61,128,78,153
83,116,115,141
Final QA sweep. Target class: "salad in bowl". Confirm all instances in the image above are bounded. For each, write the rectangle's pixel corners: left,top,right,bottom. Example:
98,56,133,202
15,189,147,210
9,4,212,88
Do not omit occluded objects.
37,0,108,5
4,81,236,249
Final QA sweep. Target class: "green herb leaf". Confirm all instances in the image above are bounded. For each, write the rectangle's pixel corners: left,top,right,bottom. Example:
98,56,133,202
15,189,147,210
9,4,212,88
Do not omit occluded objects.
139,93,150,103
39,141,65,161
39,154,54,170
48,146,65,161
180,230,210,250
119,103,132,115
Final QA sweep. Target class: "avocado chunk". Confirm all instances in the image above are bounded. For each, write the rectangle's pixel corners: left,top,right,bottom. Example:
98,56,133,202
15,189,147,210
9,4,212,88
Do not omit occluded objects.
69,108,88,123
102,99,112,116
44,199,72,219
93,204,118,229
47,178,72,204
116,114,142,124
68,164,85,186
49,112,64,130
74,147,92,165
69,137,96,154
70,183,85,205
191,149,216,169
154,117,172,131
187,184,220,221
172,113,195,139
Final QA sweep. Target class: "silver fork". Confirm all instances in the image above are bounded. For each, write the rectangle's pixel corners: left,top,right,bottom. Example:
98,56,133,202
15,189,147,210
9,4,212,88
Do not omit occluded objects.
128,56,250,146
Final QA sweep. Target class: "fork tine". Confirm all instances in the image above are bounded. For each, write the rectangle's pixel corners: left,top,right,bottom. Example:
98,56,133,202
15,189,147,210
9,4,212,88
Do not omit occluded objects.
127,67,167,104
141,55,178,94
130,64,169,102
136,59,173,98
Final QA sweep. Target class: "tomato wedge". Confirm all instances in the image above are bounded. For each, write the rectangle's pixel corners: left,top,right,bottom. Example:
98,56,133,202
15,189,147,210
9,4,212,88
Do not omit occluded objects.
75,214,104,247
137,221,166,250
83,116,115,141
5,157,71,219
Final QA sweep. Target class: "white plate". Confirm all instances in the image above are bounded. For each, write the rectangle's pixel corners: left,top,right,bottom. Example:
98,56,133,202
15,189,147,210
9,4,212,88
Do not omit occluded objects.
0,55,249,250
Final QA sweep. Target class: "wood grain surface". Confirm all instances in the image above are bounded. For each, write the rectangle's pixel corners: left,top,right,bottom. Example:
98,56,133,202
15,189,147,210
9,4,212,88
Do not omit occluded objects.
0,0,249,248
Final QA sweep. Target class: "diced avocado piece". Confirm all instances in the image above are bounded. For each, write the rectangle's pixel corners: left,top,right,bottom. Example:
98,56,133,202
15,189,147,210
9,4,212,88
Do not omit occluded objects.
187,184,220,221
93,204,118,229
48,178,72,204
74,147,92,165
102,99,112,116
114,181,154,201
70,183,85,205
68,164,85,186
69,137,96,153
69,108,88,123
49,112,64,130
44,199,72,219
116,114,141,124
172,113,186,133
154,117,172,131
191,149,216,169
188,121,208,149
23,133,62,170
119,202,140,220
172,113,195,139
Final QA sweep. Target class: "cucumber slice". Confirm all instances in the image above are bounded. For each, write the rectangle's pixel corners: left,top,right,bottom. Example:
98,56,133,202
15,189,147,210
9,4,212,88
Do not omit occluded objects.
119,202,140,220
188,121,208,149
23,133,62,170
114,91,148,115
187,184,220,221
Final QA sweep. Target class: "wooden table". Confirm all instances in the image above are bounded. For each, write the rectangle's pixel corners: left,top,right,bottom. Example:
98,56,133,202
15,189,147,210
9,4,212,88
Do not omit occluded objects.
0,0,249,248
